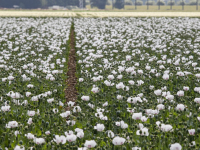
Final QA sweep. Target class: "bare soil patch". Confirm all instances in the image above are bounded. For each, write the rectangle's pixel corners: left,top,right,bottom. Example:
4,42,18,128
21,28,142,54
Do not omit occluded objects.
65,24,77,108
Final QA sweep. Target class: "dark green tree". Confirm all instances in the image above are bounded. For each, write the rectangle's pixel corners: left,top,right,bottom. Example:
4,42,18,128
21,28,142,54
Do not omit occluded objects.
0,0,20,8
21,0,41,8
0,0,83,8
46,0,58,6
90,0,107,9
114,0,124,9
67,0,79,6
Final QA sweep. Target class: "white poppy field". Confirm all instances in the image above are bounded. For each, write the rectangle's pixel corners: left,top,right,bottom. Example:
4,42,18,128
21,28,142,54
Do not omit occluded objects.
1,17,200,150
1,11,200,17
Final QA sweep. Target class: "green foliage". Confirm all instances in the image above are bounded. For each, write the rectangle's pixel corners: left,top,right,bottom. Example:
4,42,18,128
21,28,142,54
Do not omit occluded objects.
114,0,124,9
134,0,143,5
188,0,198,5
90,0,107,9
157,0,165,5
0,0,40,8
168,0,175,5
178,1,186,5
0,0,85,8
106,1,111,5
41,0,48,7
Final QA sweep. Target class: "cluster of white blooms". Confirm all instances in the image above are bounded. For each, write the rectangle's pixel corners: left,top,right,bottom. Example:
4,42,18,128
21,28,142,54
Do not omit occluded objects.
73,17,200,149
0,18,88,149
2,17,200,149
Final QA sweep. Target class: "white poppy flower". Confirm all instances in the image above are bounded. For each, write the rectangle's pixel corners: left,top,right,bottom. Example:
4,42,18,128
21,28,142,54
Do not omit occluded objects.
88,103,95,108
194,98,200,104
177,90,184,97
149,85,154,90
116,82,125,89
128,80,135,85
94,124,105,131
176,104,185,111
166,94,174,100
84,140,97,148
33,137,45,145
117,95,123,100
126,55,131,61
170,143,182,150
45,131,50,135
91,87,99,93
183,86,189,91
27,118,33,125
54,135,66,144
66,134,77,142
66,120,76,126
154,89,162,96
79,78,84,82
132,147,141,150
157,104,165,110
195,74,200,78
136,127,149,136
81,96,90,101
120,121,128,129
117,75,123,79
77,131,84,138
73,106,81,113
103,101,108,107
6,121,18,128
1,105,10,112
47,98,54,103
188,129,195,135
25,92,31,97
14,145,25,150
141,116,148,122
107,130,115,138
132,113,142,120
137,80,144,86
25,133,35,139
162,74,169,80
27,110,35,116
108,75,114,80
60,111,71,118
67,101,75,107
197,117,200,122
161,124,173,132
112,136,126,145
78,147,87,150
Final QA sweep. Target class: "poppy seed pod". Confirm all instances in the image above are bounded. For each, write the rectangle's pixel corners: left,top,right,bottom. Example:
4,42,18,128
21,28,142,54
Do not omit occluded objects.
19,140,23,145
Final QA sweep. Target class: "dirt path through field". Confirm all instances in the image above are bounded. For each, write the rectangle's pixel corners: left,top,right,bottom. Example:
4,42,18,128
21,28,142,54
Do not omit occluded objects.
65,23,77,107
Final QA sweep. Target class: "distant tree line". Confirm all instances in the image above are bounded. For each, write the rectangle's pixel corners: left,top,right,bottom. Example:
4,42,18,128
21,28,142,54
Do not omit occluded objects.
0,0,124,9
0,0,86,8
91,0,199,9
0,0,199,9
90,0,125,9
